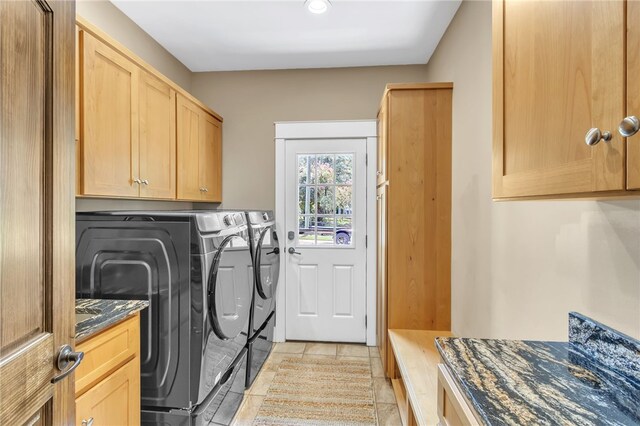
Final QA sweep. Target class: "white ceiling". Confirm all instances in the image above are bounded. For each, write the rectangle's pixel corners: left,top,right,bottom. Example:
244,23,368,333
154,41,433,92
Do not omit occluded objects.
110,0,461,72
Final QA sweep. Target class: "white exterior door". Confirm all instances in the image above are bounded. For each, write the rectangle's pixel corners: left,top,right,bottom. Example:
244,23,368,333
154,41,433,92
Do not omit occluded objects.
284,139,367,342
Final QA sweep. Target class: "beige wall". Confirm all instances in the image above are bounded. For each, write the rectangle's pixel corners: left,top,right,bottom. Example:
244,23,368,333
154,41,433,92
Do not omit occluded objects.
76,0,192,89
191,65,429,209
76,0,204,212
423,0,640,340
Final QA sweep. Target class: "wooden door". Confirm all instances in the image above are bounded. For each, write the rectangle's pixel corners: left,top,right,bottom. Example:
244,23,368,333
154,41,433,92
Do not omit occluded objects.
75,360,140,426
81,31,140,197
376,184,388,376
200,113,222,202
177,94,203,200
0,0,76,424
377,97,388,186
139,72,176,199
493,0,625,198
627,3,640,190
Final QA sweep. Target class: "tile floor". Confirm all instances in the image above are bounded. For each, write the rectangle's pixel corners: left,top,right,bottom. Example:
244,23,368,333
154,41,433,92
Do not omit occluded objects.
232,342,401,426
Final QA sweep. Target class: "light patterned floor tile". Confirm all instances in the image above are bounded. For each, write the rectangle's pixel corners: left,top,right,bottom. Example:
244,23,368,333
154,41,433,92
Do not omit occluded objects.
337,344,370,357
376,403,402,426
371,357,385,378
247,371,276,396
304,342,337,356
231,395,264,426
369,346,381,358
373,378,397,404
272,342,306,354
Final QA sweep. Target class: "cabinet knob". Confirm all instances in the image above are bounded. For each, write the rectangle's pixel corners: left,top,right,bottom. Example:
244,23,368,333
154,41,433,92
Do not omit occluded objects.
203,187,209,193
618,116,640,138
133,178,142,184
141,179,149,185
81,418,94,426
585,128,612,146
376,171,382,176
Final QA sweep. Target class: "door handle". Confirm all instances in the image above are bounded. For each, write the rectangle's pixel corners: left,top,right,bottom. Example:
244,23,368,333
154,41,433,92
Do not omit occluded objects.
81,418,94,426
288,247,301,255
265,247,280,255
51,344,84,383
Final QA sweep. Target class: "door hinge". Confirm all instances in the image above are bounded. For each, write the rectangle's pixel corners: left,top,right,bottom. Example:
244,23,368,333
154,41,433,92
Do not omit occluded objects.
365,153,368,166
365,315,368,327
365,235,368,248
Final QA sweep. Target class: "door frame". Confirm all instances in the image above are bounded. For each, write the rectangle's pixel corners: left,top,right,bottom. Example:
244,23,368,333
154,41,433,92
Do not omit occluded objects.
274,120,377,346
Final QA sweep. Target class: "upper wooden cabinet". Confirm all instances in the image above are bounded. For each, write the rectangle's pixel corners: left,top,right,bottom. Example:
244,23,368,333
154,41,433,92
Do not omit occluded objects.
627,3,640,190
177,94,222,202
76,18,223,202
81,31,140,198
493,0,633,199
138,72,177,199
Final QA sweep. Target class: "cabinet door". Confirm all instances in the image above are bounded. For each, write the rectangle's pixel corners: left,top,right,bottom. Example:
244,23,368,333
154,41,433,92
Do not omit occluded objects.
176,94,203,200
627,3,640,190
377,97,388,185
376,184,388,376
81,31,140,197
76,359,140,426
200,113,222,202
139,72,176,199
493,1,625,198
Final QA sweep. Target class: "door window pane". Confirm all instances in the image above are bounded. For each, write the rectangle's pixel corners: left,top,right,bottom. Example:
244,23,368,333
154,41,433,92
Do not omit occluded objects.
315,155,334,184
296,153,354,247
336,186,352,215
298,155,315,185
298,186,316,215
335,155,353,184
298,216,316,245
336,217,352,245
316,186,335,215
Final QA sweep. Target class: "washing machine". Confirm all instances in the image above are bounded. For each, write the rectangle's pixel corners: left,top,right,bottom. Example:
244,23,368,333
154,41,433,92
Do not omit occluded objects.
76,210,252,425
244,210,281,387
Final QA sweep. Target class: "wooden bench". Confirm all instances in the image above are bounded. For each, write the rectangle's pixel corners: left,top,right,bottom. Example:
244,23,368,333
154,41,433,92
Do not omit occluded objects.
388,329,453,426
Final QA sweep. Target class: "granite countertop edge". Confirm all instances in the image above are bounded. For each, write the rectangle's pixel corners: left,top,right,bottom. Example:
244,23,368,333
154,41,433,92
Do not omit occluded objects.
76,298,149,342
435,336,640,425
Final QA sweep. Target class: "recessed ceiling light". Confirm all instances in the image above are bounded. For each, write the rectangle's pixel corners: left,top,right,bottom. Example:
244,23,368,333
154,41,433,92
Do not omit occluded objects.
305,0,331,15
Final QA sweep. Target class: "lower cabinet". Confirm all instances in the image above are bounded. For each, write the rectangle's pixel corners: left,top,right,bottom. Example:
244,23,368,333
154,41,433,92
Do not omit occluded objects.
75,314,141,426
76,360,140,426
437,364,480,426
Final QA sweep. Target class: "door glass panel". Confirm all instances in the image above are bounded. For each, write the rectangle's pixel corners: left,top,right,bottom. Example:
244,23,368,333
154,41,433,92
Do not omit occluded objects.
296,153,354,247
298,215,316,245
317,228,335,245
335,154,353,184
298,155,315,185
316,186,335,215
336,217,352,246
298,186,316,215
315,155,334,183
336,185,352,214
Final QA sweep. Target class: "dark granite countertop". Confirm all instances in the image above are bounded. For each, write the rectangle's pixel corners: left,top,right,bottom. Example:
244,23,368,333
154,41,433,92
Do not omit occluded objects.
76,298,148,342
436,313,640,425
